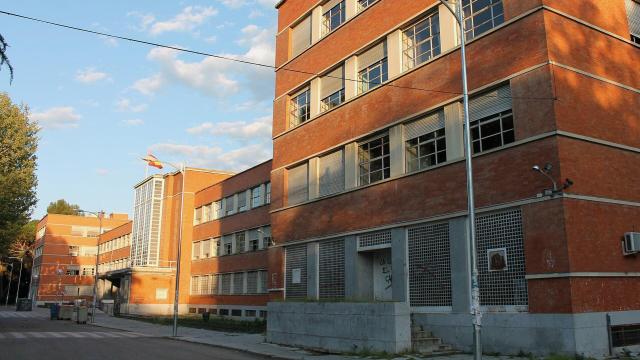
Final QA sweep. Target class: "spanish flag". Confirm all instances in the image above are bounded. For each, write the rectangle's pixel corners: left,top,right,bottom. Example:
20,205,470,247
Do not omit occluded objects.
142,154,163,169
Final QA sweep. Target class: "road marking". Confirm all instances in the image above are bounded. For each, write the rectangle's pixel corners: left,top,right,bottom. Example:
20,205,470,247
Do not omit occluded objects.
9,332,26,339
0,331,158,340
82,332,102,338
30,333,46,338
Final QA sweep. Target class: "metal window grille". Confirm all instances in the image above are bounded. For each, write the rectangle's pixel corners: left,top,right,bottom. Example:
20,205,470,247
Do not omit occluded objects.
233,273,244,294
289,88,311,128
285,244,307,299
358,134,390,186
476,209,528,306
246,271,258,294
402,11,441,71
462,0,504,41
319,239,345,300
322,1,345,35
358,58,388,93
221,274,232,295
408,222,452,307
358,230,392,250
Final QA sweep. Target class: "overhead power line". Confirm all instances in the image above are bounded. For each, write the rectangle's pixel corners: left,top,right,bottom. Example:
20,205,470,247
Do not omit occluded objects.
0,9,556,101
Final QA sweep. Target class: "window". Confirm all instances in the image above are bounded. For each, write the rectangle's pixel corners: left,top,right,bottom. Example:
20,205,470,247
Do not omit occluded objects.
319,150,345,197
233,273,244,294
289,88,311,128
238,191,248,212
251,186,262,208
626,0,640,43
358,42,388,94
81,267,95,276
291,16,312,57
261,226,272,248
202,204,211,222
66,266,80,276
212,201,222,220
235,232,246,254
194,207,202,225
225,196,235,216
202,239,211,258
321,66,345,112
223,235,233,255
471,111,514,153
469,85,514,154
287,163,309,205
265,182,271,204
322,0,345,36
214,238,220,257
69,246,79,256
462,0,504,41
249,229,259,252
259,270,268,293
403,11,441,71
405,111,447,172
193,241,201,260
231,309,242,317
357,0,377,11
219,309,229,316
358,134,390,185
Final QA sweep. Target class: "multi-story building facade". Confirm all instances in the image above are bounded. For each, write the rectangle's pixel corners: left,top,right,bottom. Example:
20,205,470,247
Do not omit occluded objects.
267,0,640,356
31,213,130,304
189,160,272,318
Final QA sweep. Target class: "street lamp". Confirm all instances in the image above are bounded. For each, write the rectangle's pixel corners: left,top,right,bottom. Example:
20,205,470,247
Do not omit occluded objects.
77,209,105,323
437,1,482,359
143,155,186,337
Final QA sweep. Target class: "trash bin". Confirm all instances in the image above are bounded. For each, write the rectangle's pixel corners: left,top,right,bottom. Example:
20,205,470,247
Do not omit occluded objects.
202,311,210,321
59,305,73,320
49,304,60,320
74,306,88,324
16,298,32,312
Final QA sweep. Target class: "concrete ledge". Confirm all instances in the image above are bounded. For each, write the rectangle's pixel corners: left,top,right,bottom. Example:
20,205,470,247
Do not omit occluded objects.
267,301,411,354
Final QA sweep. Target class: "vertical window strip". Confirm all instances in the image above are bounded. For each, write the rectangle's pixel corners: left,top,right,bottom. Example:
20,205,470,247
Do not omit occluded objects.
289,88,311,128
322,0,346,36
402,11,441,71
358,134,391,186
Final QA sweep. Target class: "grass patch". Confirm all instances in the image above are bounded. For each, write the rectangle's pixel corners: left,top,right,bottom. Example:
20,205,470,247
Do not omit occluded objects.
120,314,266,334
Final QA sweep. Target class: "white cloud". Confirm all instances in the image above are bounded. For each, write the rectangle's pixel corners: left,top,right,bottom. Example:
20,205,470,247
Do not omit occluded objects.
218,0,248,8
256,0,278,7
249,9,264,18
187,115,272,141
122,119,144,127
95,168,109,176
31,107,82,129
132,74,165,96
148,142,271,172
75,67,110,84
115,98,147,113
204,36,217,44
147,6,218,35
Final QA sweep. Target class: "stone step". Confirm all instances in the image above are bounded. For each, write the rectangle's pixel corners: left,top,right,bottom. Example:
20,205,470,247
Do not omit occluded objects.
411,330,435,338
412,341,454,354
412,334,440,342
412,337,442,346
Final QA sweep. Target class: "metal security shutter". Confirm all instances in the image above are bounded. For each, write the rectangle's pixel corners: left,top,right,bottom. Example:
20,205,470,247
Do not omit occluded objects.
405,110,445,140
408,222,452,307
468,85,512,122
358,230,392,250
246,271,258,294
285,244,307,299
291,16,312,57
476,208,528,306
627,0,640,37
358,41,387,71
321,66,344,99
233,273,244,294
288,163,309,205
319,239,345,300
319,150,345,197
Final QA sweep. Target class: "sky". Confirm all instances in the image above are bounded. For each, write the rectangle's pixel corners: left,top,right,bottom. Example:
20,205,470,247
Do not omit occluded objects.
0,0,279,220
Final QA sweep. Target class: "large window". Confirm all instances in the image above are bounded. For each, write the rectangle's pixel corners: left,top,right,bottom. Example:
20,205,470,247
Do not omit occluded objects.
471,111,514,153
321,66,345,112
288,163,309,205
403,11,441,71
319,150,345,197
462,0,505,41
358,59,388,93
322,0,345,36
251,186,262,208
291,16,311,57
212,201,222,220
289,88,311,128
235,232,246,254
357,0,377,12
407,129,446,172
627,0,640,44
238,191,248,212
265,182,271,204
225,195,235,216
358,134,390,185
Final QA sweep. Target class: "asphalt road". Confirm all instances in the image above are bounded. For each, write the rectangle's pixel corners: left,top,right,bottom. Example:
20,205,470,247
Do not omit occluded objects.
0,308,274,360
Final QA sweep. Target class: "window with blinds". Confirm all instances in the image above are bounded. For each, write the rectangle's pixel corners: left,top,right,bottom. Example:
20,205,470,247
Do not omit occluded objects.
225,195,235,216
469,85,514,154
319,150,345,197
291,16,312,57
627,0,640,43
201,239,211,258
192,242,201,260
287,163,309,205
233,273,244,294
235,232,246,254
194,207,202,225
405,110,446,172
321,66,345,112
358,42,388,94
238,191,247,212
248,229,259,252
213,201,222,220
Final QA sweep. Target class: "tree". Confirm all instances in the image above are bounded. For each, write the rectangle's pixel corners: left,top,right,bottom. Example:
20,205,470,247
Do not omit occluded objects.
0,93,37,255
0,34,13,83
47,199,81,215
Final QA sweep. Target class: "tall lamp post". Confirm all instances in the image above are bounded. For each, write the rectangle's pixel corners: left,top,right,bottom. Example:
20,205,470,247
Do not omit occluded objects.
437,1,482,359
142,155,185,337
78,209,104,323
4,262,14,306
14,256,24,304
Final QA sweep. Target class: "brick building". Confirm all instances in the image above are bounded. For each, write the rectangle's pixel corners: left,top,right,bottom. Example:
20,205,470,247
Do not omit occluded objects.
31,213,130,305
266,0,640,356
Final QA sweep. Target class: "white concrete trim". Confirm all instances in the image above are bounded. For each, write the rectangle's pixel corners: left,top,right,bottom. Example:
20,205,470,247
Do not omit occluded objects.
526,272,640,279
550,61,640,94
563,194,640,208
557,130,640,154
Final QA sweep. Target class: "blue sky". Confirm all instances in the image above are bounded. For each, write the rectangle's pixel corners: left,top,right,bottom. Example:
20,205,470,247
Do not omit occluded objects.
0,0,278,220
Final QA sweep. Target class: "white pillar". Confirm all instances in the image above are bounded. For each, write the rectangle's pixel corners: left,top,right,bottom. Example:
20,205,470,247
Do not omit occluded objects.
311,7,323,43
389,124,405,177
386,30,403,79
439,4,460,52
344,142,359,189
344,56,358,100
308,157,320,200
345,0,358,19
310,77,321,118
444,102,465,161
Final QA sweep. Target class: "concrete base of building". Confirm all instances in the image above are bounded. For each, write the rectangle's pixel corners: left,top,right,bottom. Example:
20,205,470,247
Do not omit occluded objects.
412,310,640,358
121,303,189,316
267,301,411,354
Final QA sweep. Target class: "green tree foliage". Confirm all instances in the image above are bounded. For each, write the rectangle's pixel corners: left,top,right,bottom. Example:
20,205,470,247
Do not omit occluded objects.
46,199,81,215
0,34,13,83
0,93,37,255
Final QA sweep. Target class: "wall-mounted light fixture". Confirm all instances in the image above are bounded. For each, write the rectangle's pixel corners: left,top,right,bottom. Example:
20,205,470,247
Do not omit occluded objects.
532,163,573,197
